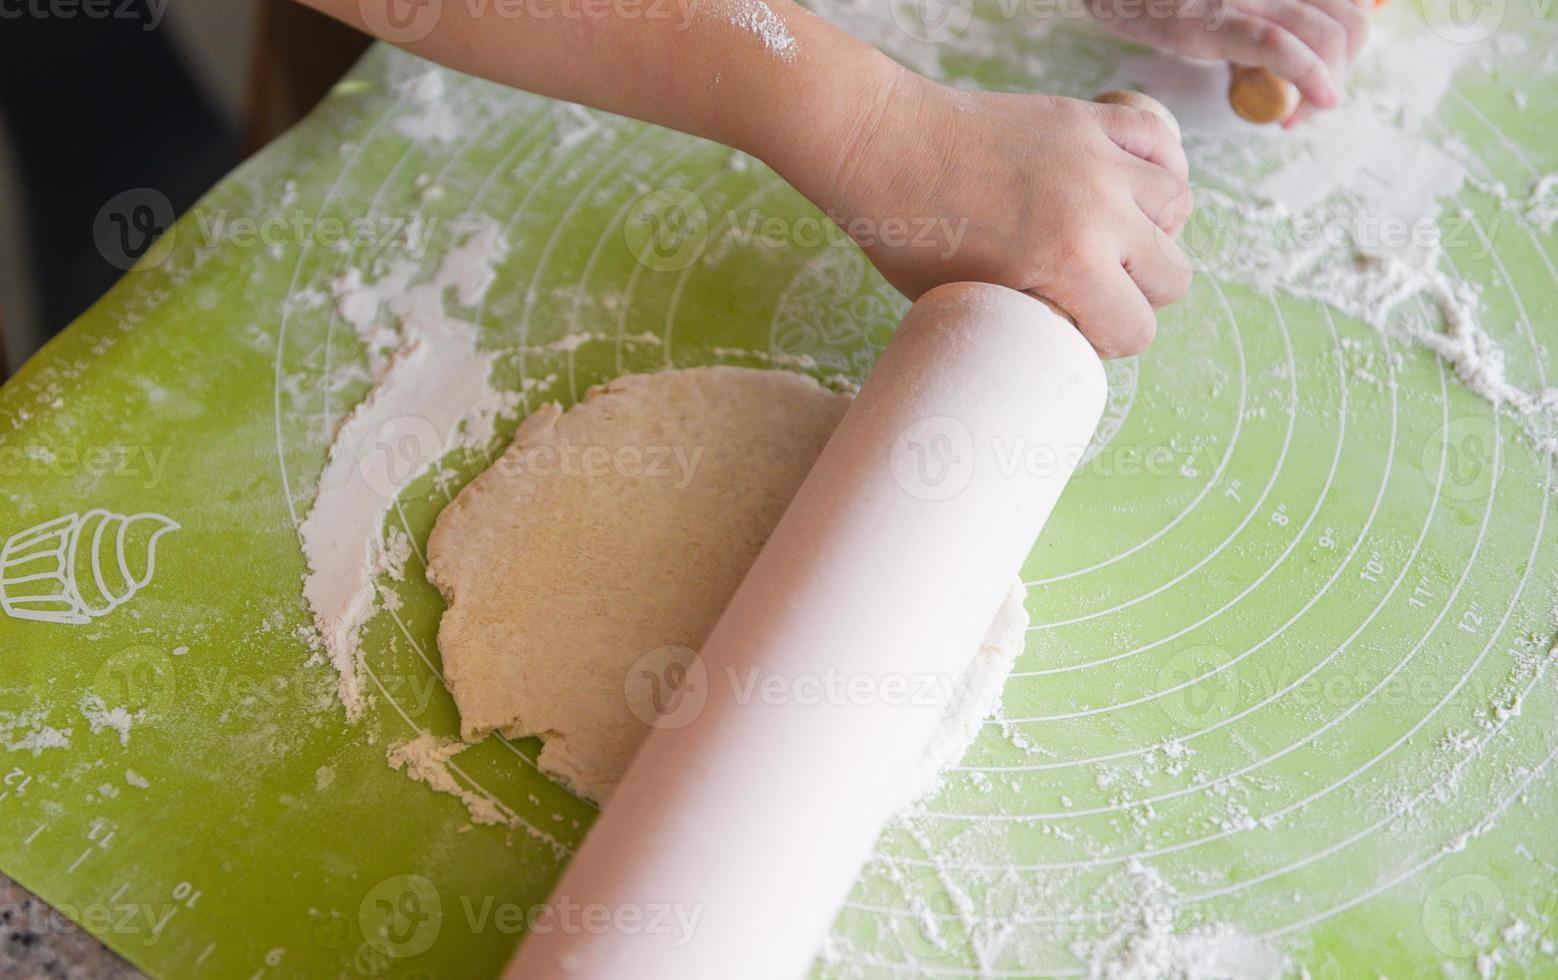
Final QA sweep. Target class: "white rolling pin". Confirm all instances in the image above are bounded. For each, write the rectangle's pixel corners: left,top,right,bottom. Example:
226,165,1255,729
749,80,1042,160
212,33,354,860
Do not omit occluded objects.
505,282,1108,979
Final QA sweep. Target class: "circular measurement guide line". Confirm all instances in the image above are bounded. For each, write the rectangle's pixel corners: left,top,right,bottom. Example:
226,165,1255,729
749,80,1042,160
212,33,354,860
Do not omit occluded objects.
820,41,1558,979
468,107,558,206
450,106,561,415
1427,114,1558,315
510,123,658,403
976,271,1502,769
909,323,1545,912
567,137,702,371
1011,299,1357,721
1028,277,1247,587
927,316,1509,822
928,275,1501,810
984,310,1402,744
864,684,1556,934
1026,276,1298,635
855,325,1416,903
1428,112,1558,433
273,96,405,527
882,180,1556,940
1262,738,1558,940
1241,119,1558,945
661,167,783,362
613,189,667,372
1428,114,1558,379
1449,89,1548,178
391,501,427,565
476,113,638,413
895,612,1554,889
959,348,1433,803
978,302,1427,760
1445,199,1553,388
609,138,709,373
990,359,1420,772
582,131,706,370
1173,669,1558,908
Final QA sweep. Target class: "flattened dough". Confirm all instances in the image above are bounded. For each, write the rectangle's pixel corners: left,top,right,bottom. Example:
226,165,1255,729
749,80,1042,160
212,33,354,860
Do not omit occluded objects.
427,366,1028,802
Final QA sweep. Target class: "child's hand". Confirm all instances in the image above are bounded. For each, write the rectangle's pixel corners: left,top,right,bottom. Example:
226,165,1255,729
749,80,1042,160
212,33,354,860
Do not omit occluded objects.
1089,0,1369,124
781,73,1192,358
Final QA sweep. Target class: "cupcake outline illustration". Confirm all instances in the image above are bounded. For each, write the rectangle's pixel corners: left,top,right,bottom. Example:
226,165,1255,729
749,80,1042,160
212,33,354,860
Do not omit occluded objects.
1,510,179,625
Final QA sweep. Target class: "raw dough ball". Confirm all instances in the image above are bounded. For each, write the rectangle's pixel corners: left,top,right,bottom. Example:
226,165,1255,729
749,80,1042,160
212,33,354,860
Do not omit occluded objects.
427,366,1027,802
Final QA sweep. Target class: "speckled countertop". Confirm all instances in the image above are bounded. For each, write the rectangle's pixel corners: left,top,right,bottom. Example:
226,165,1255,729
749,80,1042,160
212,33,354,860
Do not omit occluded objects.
0,874,140,979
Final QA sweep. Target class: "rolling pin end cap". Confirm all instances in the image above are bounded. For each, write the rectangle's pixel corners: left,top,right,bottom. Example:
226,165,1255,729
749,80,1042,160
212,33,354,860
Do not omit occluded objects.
1227,66,1300,124
1093,89,1182,142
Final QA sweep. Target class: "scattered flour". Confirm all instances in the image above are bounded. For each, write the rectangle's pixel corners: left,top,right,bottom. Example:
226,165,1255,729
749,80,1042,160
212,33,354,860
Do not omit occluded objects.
386,732,509,828
1108,9,1558,461
375,526,414,583
709,345,818,370
909,582,1031,805
394,71,461,144
551,101,603,151
1510,173,1558,235
0,709,71,756
301,216,520,719
78,693,137,747
1069,861,1285,980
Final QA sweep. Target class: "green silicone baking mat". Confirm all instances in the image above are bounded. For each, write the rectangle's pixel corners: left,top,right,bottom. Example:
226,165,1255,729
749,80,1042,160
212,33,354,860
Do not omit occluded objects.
0,1,1554,976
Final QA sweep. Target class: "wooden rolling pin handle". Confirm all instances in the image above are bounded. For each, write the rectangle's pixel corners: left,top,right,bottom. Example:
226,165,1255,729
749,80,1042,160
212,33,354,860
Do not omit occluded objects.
1094,88,1181,141
1228,65,1301,125
1229,0,1387,124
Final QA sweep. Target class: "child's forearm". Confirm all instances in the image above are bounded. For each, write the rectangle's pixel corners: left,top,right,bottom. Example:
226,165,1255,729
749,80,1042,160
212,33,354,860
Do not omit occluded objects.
301,0,1195,358
299,0,899,191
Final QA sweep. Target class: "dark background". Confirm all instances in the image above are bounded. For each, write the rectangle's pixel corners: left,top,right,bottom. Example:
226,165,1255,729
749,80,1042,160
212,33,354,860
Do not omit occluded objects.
0,0,369,378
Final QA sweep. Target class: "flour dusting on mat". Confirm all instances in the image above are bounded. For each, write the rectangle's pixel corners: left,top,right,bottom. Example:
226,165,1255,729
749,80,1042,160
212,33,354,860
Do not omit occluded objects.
394,71,461,144
1070,867,1287,980
300,217,517,719
387,733,508,827
387,732,572,858
78,693,137,747
0,709,70,756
